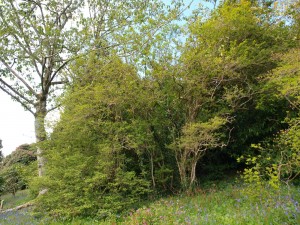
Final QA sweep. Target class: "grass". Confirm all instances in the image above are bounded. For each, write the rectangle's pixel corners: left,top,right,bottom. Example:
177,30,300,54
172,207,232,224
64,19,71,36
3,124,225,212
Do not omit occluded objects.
0,182,299,224
112,183,300,225
0,208,38,225
0,189,37,225
0,189,34,209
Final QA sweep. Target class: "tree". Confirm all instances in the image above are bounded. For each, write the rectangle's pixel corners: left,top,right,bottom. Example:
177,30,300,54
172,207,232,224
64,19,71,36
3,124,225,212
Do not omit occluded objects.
0,0,185,178
261,47,300,185
0,0,84,177
233,4,300,188
167,0,296,188
2,144,36,167
171,117,227,189
0,166,23,197
0,144,37,196
33,55,152,218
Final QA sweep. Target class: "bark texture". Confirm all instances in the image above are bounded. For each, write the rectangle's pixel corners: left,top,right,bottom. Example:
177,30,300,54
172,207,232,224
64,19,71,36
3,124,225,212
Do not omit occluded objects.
35,97,47,177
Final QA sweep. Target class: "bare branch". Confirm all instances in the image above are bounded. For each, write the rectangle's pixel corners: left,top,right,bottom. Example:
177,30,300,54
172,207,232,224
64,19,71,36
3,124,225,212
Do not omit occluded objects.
49,56,80,85
51,80,68,85
0,201,34,214
47,104,61,114
55,1,73,29
51,59,71,80
284,94,300,110
0,59,38,97
7,1,43,65
9,32,42,77
0,10,41,76
0,78,35,105
0,85,35,115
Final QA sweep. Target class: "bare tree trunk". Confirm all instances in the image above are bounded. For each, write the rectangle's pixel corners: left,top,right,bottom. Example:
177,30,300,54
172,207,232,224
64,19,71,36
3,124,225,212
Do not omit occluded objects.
175,153,188,189
190,160,198,189
149,152,156,189
34,96,47,177
0,201,34,213
0,200,4,210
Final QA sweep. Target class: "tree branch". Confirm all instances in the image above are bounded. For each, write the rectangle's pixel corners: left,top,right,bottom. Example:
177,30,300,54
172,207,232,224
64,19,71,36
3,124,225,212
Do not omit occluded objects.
51,80,68,85
0,201,34,214
7,1,43,66
55,1,73,29
47,104,61,114
0,59,38,97
0,85,35,115
0,78,35,105
9,32,42,78
49,56,80,85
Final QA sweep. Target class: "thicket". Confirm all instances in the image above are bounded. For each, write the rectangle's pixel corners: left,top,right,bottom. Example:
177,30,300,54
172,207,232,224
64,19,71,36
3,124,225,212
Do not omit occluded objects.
0,0,299,220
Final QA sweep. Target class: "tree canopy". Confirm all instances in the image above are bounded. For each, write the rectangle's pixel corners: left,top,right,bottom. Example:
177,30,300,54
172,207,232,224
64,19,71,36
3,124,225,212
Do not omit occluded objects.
0,0,185,177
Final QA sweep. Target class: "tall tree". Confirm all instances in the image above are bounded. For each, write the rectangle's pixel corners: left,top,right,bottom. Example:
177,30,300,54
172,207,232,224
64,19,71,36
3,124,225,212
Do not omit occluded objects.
0,0,84,177
169,0,295,188
0,0,184,178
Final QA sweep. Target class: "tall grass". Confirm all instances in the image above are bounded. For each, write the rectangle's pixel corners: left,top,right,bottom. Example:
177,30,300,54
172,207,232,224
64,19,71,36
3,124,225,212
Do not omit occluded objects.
0,190,37,225
108,182,300,225
1,189,33,209
0,183,299,224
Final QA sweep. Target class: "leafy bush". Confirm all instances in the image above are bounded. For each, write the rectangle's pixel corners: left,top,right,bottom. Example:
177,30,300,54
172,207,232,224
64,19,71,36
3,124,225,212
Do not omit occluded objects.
0,166,23,196
31,56,152,219
0,144,37,196
238,46,300,189
2,144,36,167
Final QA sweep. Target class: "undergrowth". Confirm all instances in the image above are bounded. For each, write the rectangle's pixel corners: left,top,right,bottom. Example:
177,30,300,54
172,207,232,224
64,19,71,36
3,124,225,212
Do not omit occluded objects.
0,182,299,224
0,189,33,209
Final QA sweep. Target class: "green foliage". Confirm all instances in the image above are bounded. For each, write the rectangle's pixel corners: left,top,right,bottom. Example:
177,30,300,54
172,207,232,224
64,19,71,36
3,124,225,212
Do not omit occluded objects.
0,174,4,195
183,1,299,182
2,181,300,224
0,0,187,179
0,189,33,209
263,48,300,109
32,55,156,218
238,46,300,188
2,0,300,221
239,117,300,188
167,0,291,186
278,118,300,181
170,117,227,189
111,182,300,225
0,166,23,196
2,144,36,167
287,0,300,41
0,144,37,196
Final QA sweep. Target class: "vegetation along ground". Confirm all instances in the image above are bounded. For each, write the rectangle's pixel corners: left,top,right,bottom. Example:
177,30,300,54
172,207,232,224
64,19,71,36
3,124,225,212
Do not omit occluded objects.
0,181,299,224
